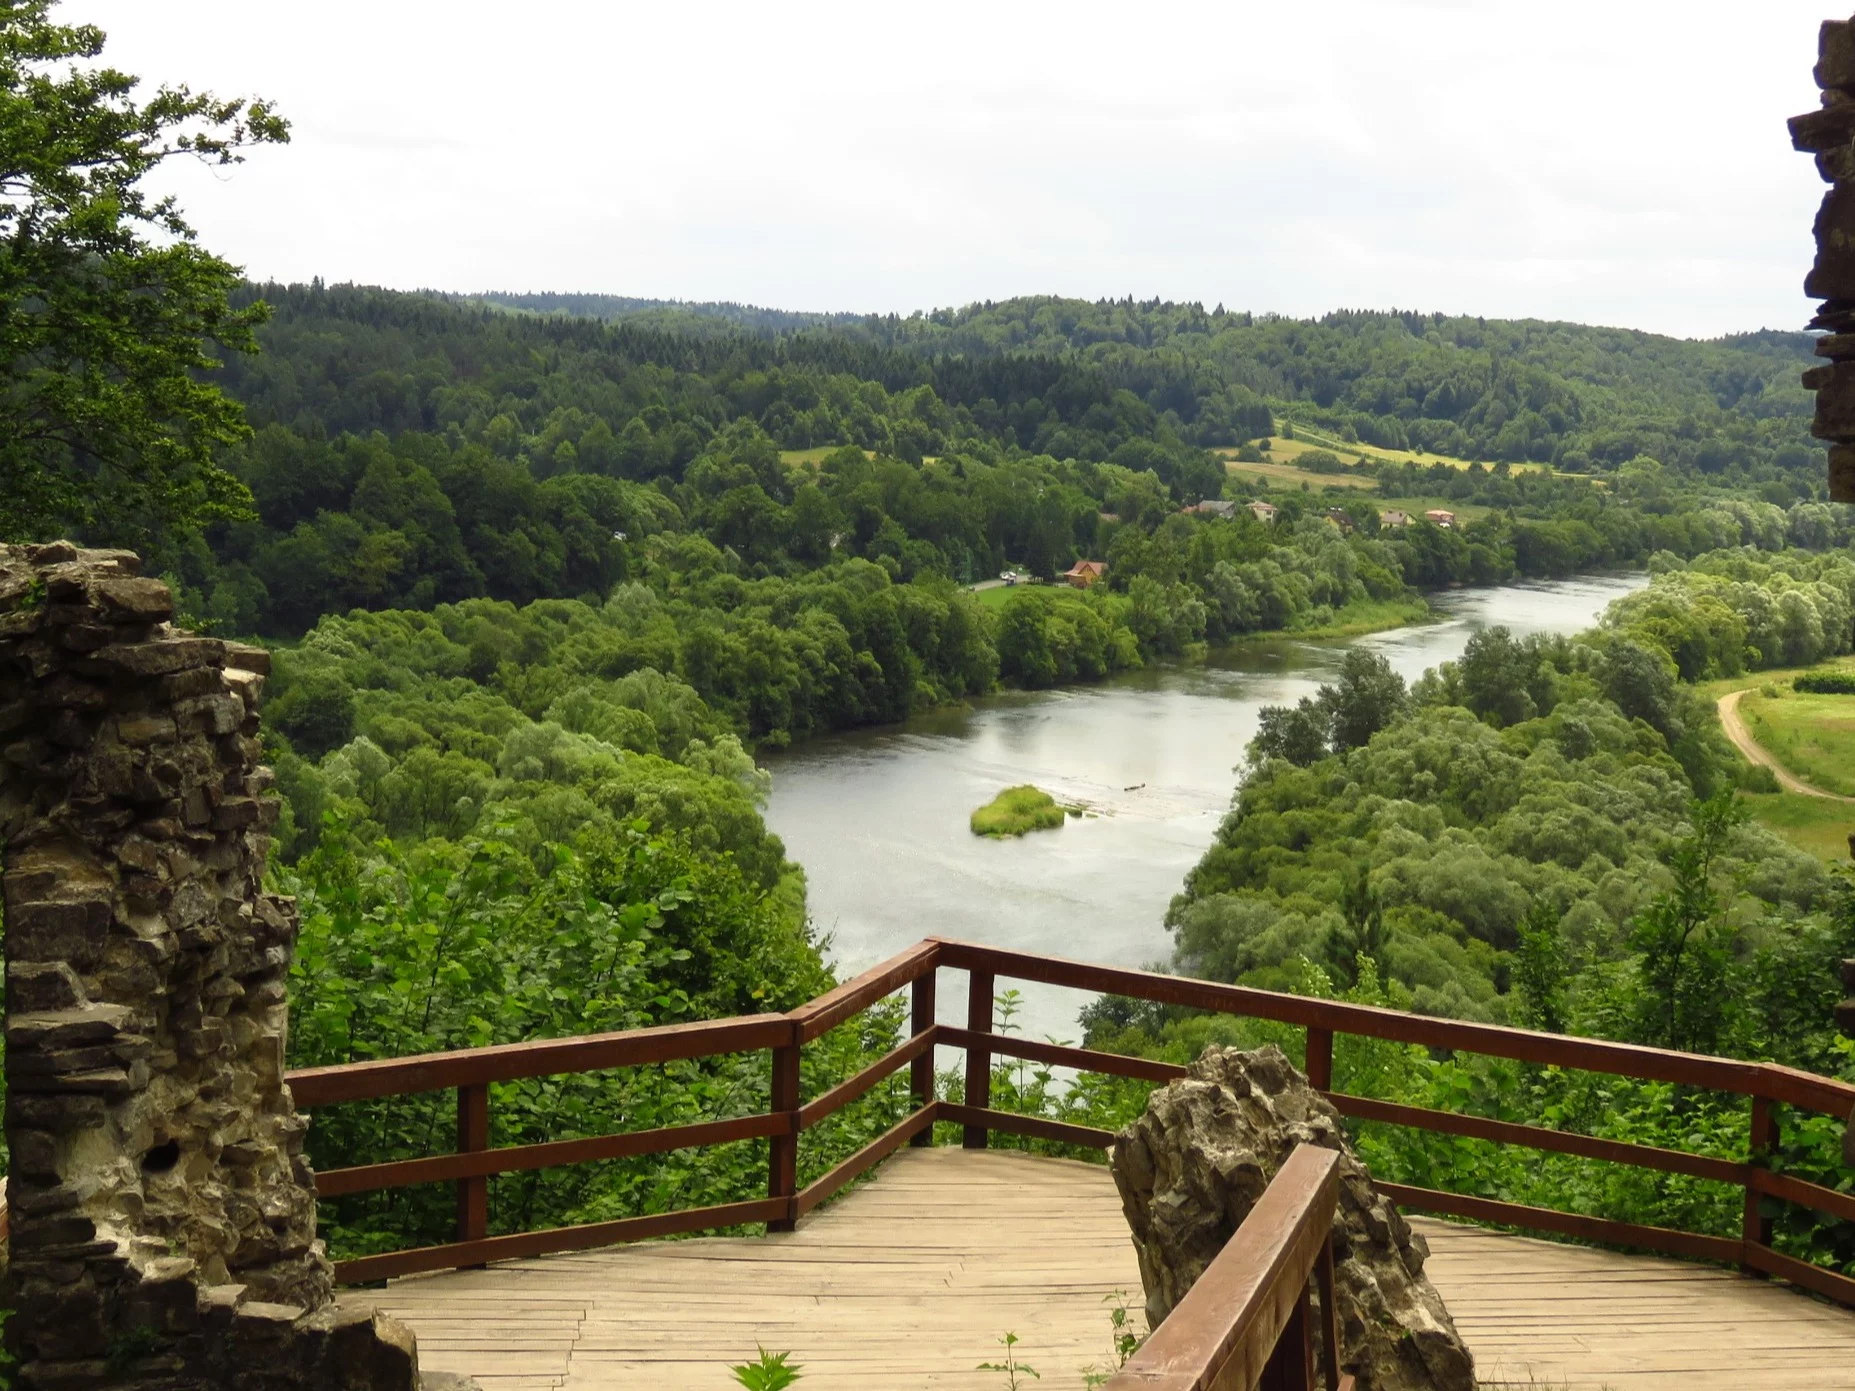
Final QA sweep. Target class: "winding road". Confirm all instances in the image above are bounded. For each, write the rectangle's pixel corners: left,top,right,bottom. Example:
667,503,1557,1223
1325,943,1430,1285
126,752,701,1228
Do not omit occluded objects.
1716,688,1855,802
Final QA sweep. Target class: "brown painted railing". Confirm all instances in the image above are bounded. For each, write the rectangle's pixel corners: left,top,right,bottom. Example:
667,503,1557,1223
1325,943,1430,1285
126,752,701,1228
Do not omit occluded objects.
288,936,1855,1310
1106,1144,1353,1391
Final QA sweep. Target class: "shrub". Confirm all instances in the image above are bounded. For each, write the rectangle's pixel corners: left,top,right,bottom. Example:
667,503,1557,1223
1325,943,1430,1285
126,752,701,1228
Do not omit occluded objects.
970,785,1066,838
1794,671,1855,694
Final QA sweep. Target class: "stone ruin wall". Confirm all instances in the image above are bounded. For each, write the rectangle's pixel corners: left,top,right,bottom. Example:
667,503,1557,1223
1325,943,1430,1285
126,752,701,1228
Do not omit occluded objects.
1793,15,1855,503
0,543,428,1390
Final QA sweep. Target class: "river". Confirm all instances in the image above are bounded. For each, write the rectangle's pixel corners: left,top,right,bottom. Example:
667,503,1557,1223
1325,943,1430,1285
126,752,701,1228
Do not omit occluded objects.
763,574,1648,1042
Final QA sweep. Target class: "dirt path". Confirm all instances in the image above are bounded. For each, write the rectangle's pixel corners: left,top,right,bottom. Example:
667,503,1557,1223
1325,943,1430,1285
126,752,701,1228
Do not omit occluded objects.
1717,689,1855,802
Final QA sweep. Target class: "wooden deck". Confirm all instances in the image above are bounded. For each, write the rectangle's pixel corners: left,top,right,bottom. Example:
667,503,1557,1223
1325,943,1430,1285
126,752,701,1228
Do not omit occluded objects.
345,1148,1855,1390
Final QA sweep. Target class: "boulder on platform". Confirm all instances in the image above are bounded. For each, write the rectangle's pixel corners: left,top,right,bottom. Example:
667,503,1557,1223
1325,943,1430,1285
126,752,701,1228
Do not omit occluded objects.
1110,1044,1475,1391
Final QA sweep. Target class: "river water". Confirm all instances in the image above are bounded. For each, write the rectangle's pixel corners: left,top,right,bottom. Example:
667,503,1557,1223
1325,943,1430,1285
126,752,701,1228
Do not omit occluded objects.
763,574,1647,1042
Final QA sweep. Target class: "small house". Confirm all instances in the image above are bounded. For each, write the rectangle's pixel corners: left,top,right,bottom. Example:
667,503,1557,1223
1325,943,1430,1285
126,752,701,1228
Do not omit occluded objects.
1378,509,1411,528
1247,500,1279,523
1185,499,1237,518
1323,507,1355,533
1062,559,1107,589
1424,509,1456,528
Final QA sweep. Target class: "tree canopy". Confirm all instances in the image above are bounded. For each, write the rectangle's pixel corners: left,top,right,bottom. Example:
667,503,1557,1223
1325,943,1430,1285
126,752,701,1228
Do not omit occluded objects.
0,0,286,542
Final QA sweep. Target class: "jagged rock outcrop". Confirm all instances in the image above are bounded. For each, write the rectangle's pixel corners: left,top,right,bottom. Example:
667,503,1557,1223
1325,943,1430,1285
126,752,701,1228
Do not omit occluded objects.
1791,16,1855,502
1111,1045,1474,1391
0,543,444,1391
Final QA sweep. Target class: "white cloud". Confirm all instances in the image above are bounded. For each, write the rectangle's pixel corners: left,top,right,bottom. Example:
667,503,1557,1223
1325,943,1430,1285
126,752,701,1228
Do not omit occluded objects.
82,0,1833,336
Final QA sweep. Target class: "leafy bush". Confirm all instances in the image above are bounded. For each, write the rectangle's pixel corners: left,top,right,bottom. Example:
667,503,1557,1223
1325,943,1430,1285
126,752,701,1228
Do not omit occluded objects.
1794,671,1855,694
971,785,1066,838
287,819,906,1257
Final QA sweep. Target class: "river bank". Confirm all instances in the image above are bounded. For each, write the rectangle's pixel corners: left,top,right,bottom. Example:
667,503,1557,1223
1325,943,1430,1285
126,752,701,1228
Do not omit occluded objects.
764,573,1648,1044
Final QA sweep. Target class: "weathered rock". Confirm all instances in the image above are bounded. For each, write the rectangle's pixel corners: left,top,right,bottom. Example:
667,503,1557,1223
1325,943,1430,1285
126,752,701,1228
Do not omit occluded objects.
1111,1045,1475,1391
0,543,438,1391
1794,19,1855,500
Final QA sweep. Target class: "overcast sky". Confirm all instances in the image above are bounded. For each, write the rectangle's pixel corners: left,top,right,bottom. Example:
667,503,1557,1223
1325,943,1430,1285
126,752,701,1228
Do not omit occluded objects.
83,1,1837,339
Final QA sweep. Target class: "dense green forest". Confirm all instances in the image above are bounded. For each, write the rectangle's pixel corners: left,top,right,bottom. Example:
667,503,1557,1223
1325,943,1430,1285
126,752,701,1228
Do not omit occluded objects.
475,290,1819,472
1045,547,1855,1276
2,16,1850,1254
164,287,1849,1260
10,0,1855,1346
37,275,1853,1255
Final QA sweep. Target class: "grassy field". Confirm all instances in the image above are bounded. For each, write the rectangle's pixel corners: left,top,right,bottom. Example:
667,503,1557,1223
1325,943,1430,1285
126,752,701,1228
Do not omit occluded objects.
1263,426,1550,474
970,785,1067,838
1739,688,1855,798
1222,458,1378,491
1744,795,1852,863
1376,496,1496,523
1700,661,1855,861
1288,596,1433,639
780,446,875,467
970,583,1026,609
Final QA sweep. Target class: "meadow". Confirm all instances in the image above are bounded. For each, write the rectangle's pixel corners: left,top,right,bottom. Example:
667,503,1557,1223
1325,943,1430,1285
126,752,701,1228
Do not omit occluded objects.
1703,660,1855,860
1740,688,1855,798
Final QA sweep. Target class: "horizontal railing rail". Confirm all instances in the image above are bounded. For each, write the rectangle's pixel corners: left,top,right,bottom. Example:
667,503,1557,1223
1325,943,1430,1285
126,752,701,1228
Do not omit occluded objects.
1106,1144,1352,1391
287,935,1855,1312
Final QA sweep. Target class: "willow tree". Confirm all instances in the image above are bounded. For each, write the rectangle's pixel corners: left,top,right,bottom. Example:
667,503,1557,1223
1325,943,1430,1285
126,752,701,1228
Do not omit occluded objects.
0,1,287,543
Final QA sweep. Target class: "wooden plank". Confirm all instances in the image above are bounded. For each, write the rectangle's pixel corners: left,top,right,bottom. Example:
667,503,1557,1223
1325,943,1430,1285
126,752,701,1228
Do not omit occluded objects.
288,1013,788,1104
314,1112,789,1197
333,1197,789,1283
1382,1184,1742,1265
936,1103,1115,1150
1741,1241,1855,1310
1743,1095,1777,1275
962,968,994,1150
910,973,937,1146
1754,1061,1855,1119
939,1026,1189,1085
1304,1027,1333,1092
456,1081,490,1251
1331,1092,1749,1185
931,939,1765,1096
1109,1146,1340,1391
342,1155,1855,1391
791,940,940,1043
794,1105,938,1217
799,1027,936,1129
1750,1166,1855,1225
768,1027,802,1233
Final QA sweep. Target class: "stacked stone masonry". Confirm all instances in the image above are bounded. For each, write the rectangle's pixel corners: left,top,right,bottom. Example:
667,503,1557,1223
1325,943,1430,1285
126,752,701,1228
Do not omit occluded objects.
1793,16,1855,502
0,544,438,1391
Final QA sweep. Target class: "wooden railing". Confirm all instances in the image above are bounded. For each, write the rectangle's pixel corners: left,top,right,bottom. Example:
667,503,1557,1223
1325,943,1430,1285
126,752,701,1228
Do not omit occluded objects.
289,936,1855,1311
1105,1144,1353,1391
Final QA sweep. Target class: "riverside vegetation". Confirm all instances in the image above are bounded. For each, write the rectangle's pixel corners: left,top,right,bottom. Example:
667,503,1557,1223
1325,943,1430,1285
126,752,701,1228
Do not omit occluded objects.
5,0,1855,1274
971,785,1069,837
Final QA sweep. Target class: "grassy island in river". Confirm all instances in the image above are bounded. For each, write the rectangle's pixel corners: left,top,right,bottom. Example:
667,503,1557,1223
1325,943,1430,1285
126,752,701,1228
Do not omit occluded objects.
971,785,1067,837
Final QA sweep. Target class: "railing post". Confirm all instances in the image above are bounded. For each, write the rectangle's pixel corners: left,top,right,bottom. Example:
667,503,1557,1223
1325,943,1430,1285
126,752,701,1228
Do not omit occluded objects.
768,1023,802,1232
1743,1093,1778,1276
963,967,995,1149
1305,1026,1333,1092
1257,1280,1316,1390
456,1082,489,1259
1315,1229,1344,1391
910,967,937,1147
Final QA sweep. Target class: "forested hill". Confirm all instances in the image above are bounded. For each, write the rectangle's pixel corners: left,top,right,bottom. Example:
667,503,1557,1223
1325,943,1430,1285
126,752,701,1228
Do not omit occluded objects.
461,290,1818,473
175,280,1839,650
